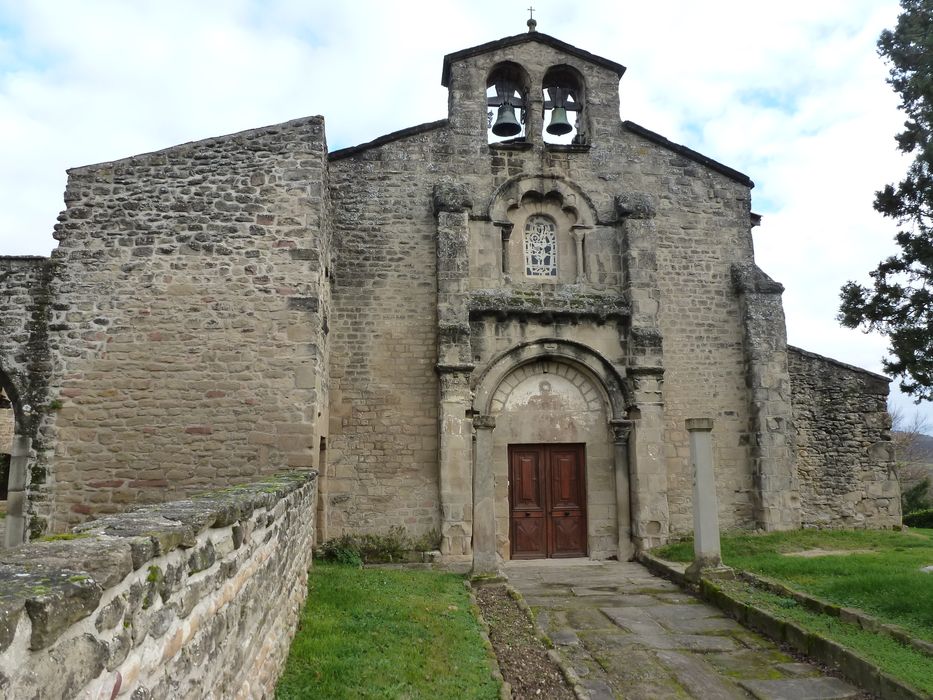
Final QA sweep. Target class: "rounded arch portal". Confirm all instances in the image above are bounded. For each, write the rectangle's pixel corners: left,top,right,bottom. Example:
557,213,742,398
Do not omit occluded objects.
471,340,632,562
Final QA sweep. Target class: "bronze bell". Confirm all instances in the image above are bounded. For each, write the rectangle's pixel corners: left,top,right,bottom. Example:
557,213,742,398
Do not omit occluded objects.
492,104,522,137
546,107,573,136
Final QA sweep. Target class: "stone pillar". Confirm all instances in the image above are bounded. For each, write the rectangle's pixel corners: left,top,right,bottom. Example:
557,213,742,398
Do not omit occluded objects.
628,371,669,552
571,227,587,283
684,419,723,580
732,263,799,531
472,415,498,576
438,368,475,557
433,181,475,559
610,419,634,561
5,435,31,548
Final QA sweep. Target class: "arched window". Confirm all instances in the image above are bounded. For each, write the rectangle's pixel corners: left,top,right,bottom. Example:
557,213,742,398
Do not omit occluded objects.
524,216,557,277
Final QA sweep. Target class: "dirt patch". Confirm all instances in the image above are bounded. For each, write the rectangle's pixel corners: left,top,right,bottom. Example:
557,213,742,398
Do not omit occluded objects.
474,584,575,700
784,548,875,558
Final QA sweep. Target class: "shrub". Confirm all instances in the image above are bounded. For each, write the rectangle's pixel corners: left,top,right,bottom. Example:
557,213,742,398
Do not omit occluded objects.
316,526,412,565
413,527,441,552
902,478,932,514
904,509,933,529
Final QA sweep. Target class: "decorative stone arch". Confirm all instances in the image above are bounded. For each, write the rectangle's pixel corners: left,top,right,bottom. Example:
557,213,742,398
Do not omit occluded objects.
469,339,635,573
487,175,598,284
487,174,598,229
473,338,629,418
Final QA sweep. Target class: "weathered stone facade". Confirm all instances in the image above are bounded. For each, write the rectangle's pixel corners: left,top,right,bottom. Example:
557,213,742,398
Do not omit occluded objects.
0,471,316,698
0,29,899,567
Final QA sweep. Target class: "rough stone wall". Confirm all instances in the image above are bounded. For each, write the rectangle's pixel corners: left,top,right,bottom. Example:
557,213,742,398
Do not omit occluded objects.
38,117,330,532
788,346,901,528
0,471,317,699
0,256,52,437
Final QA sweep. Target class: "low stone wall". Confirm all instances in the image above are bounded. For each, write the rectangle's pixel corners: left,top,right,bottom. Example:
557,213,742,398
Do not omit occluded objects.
0,470,316,699
788,346,900,528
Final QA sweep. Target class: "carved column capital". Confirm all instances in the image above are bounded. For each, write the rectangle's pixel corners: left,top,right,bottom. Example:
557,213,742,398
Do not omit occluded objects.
433,180,473,215
473,415,496,431
610,419,634,444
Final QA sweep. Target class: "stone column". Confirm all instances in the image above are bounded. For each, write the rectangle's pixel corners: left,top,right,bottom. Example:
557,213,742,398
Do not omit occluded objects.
472,415,498,576
5,435,31,548
433,181,475,559
628,370,669,552
571,227,587,283
732,263,799,531
610,419,634,561
438,368,475,557
684,418,723,580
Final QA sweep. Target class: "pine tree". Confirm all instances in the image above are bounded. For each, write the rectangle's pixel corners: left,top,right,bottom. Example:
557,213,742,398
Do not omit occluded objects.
839,0,933,400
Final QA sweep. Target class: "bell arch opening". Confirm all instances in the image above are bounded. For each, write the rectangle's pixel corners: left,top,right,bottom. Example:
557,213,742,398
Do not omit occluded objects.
542,65,586,145
486,62,529,143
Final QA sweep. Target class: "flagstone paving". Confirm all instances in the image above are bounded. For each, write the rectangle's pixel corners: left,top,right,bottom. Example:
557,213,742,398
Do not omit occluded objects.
504,559,865,700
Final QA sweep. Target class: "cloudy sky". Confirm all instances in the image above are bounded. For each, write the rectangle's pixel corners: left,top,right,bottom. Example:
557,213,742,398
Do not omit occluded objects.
1,0,930,426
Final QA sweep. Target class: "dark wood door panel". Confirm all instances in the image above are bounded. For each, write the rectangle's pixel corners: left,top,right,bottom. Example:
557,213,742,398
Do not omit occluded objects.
509,443,586,559
549,512,586,557
512,513,547,558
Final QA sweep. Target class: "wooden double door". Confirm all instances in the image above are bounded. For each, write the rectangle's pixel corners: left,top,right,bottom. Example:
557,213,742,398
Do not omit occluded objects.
508,444,587,559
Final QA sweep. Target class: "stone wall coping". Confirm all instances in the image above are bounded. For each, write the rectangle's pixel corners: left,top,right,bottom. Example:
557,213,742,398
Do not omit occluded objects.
0,256,49,262
788,345,891,383
66,116,326,173
328,119,448,161
0,471,316,653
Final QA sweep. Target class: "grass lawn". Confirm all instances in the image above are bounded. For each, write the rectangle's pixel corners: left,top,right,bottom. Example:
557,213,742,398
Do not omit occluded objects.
654,528,933,693
276,563,499,700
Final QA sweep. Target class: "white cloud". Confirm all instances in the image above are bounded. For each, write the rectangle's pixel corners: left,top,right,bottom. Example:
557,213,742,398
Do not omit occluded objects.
0,0,929,421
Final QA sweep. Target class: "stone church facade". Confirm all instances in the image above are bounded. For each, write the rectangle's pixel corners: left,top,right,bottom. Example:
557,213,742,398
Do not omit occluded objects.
0,29,900,566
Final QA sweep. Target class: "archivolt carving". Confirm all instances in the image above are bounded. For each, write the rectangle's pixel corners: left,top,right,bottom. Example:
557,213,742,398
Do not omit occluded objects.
487,174,597,229
490,359,605,416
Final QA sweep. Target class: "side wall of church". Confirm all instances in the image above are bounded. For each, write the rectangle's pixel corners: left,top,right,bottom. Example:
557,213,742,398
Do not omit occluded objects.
788,346,900,528
326,130,447,539
617,130,757,536
35,117,331,533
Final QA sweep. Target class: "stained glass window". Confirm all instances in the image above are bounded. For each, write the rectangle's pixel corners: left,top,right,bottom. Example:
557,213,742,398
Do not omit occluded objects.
524,216,557,277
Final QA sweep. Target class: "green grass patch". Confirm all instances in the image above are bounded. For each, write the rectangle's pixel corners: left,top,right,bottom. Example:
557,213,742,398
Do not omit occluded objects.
716,579,933,693
276,563,499,699
655,528,933,643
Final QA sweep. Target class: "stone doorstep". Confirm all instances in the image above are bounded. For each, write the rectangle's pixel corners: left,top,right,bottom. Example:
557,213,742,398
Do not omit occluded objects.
638,552,928,700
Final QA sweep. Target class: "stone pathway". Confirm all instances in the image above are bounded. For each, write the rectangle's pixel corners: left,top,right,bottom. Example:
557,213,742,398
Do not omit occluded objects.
504,559,863,700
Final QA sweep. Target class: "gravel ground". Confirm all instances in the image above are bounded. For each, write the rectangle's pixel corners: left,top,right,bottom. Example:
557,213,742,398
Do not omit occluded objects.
474,584,576,700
